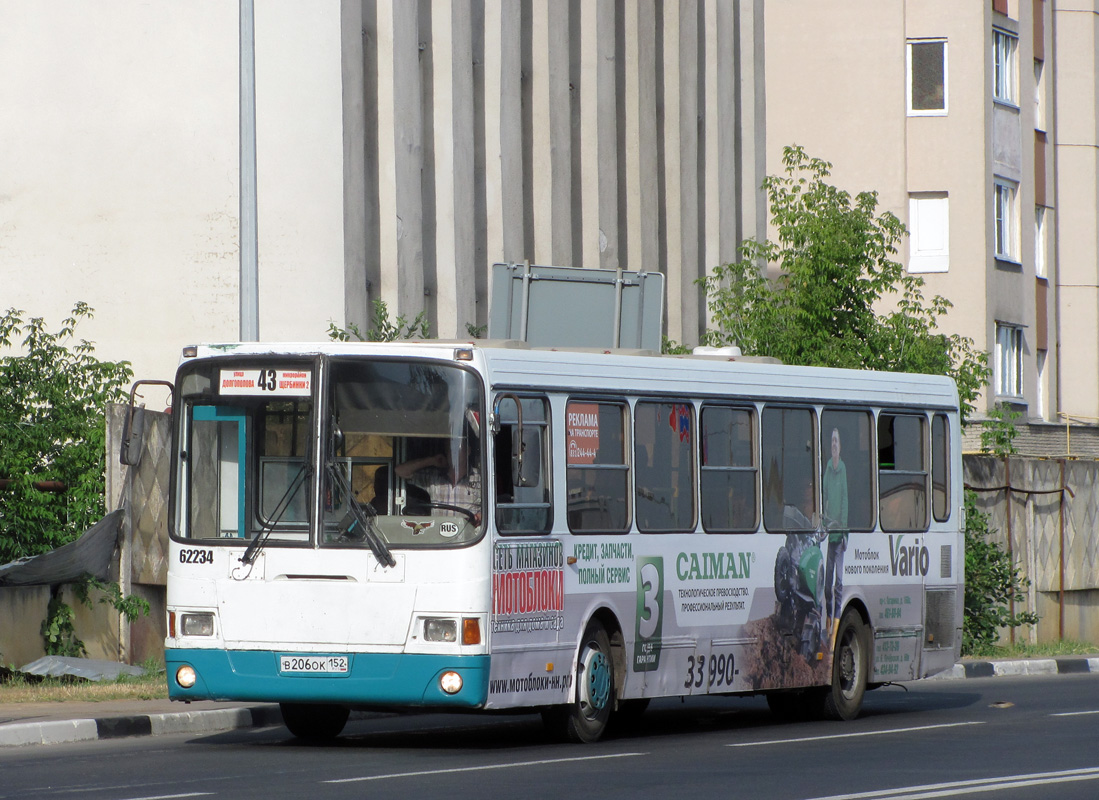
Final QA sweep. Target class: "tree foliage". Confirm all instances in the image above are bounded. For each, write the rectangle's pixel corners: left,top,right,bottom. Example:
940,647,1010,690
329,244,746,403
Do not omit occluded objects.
0,303,133,563
701,145,988,419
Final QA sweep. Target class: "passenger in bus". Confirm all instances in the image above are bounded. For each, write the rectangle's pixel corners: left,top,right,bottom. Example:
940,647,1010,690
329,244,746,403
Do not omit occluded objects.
395,437,481,520
822,427,849,632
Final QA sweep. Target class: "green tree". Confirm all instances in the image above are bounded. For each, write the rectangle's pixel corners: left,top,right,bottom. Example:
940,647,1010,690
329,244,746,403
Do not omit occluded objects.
0,303,133,563
700,145,988,419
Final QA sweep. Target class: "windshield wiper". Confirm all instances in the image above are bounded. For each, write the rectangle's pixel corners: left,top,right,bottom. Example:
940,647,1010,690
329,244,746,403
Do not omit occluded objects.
241,463,308,565
326,461,396,568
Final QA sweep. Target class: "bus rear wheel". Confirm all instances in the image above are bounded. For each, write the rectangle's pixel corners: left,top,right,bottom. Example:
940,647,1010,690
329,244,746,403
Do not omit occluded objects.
544,620,615,743
821,609,869,721
280,702,350,740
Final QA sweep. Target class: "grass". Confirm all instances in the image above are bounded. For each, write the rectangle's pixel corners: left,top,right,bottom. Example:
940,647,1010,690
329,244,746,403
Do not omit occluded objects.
0,660,168,704
962,639,1099,660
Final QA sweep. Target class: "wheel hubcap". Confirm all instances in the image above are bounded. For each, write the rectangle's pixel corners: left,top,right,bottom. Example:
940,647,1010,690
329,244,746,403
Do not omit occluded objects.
583,649,611,712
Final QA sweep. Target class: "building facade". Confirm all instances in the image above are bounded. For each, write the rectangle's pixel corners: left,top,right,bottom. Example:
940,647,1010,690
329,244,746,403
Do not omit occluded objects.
1,0,765,383
765,0,1099,454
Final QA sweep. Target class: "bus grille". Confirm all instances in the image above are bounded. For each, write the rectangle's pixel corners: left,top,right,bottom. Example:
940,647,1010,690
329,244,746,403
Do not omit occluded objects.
924,588,956,649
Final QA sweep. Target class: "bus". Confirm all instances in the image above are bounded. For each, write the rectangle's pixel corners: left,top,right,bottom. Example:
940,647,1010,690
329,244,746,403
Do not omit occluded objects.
154,339,963,743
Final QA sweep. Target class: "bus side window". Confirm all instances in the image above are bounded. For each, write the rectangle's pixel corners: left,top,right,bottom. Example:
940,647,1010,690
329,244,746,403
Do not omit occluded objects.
820,409,874,532
566,400,630,533
931,414,950,522
878,413,928,532
700,405,758,533
634,401,695,532
761,406,817,532
495,395,552,534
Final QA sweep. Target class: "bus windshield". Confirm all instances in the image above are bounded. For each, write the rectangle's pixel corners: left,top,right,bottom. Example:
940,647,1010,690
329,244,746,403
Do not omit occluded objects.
173,356,485,550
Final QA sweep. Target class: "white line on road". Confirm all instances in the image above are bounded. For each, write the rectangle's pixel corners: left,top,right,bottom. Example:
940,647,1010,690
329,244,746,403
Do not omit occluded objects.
116,794,215,800
1052,709,1099,717
726,721,984,748
325,751,645,783
798,766,1099,800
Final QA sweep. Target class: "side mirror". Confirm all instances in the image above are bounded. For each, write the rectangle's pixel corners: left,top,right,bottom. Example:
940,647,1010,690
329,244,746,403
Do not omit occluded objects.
120,380,174,467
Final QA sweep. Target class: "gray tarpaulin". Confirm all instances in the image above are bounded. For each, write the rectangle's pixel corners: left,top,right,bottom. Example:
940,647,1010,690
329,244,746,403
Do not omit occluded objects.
18,655,145,681
0,509,122,586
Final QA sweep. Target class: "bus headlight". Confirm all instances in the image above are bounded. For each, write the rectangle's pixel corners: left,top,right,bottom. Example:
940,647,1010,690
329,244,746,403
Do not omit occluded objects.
176,665,197,689
180,612,214,636
439,671,463,694
424,618,457,642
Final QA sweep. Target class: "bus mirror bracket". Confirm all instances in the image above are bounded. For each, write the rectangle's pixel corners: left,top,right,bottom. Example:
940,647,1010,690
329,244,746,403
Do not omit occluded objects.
120,380,174,467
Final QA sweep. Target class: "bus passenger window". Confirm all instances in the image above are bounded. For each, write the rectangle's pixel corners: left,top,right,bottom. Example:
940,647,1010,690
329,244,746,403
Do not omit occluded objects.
878,414,928,532
820,410,874,532
932,414,950,521
700,406,758,532
566,400,629,533
761,407,817,532
634,401,695,532
495,395,552,534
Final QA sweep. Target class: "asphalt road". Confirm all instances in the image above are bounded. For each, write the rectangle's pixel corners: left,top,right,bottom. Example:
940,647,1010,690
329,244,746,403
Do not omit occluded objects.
1,673,1097,800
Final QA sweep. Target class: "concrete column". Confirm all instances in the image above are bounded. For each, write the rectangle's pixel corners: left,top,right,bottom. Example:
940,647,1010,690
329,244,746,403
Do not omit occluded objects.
342,0,369,331
389,0,425,316
433,0,476,336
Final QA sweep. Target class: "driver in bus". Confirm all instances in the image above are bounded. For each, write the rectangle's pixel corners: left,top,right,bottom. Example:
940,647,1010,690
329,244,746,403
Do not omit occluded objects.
395,435,481,522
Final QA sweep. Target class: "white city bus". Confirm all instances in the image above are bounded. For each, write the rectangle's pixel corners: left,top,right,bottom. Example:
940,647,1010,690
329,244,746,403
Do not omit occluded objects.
158,339,962,742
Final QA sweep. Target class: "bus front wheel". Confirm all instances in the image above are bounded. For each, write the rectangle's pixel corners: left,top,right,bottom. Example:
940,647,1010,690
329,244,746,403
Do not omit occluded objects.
544,620,615,743
821,609,869,721
280,702,350,740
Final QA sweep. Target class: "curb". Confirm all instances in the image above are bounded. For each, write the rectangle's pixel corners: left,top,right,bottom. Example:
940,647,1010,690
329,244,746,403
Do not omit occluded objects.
0,704,283,749
926,656,1099,681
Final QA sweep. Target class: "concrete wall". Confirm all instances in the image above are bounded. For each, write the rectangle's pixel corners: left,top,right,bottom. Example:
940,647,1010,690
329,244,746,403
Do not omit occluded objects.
0,586,49,667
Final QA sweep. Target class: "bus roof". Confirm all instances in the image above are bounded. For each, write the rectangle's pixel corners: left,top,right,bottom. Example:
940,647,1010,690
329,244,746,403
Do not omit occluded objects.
183,340,960,412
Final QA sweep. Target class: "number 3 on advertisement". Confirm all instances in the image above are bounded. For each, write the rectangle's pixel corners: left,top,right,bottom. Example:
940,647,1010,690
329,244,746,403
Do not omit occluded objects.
633,557,663,672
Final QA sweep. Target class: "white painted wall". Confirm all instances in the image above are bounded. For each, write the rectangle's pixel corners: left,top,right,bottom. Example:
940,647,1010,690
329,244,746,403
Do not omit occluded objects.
0,1,345,383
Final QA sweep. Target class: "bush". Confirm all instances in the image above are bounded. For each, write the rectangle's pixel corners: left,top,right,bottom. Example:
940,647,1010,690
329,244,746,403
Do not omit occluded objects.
962,490,1039,654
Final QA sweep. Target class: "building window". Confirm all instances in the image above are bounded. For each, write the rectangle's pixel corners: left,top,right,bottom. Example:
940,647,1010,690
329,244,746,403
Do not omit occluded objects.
993,29,1018,105
1035,206,1047,278
995,323,1023,398
908,39,947,115
1034,60,1046,131
994,179,1019,261
1036,349,1048,420
909,193,949,273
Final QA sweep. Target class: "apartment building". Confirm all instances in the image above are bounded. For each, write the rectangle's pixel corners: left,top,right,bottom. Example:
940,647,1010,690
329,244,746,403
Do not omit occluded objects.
765,0,1099,454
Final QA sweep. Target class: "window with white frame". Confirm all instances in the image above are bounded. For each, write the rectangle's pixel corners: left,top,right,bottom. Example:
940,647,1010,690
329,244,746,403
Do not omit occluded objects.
994,179,1019,261
908,39,947,114
909,193,949,273
995,323,1023,398
1035,206,1048,278
994,29,1018,105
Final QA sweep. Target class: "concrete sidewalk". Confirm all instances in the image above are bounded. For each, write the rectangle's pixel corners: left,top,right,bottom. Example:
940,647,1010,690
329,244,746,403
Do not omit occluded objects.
2,655,1098,748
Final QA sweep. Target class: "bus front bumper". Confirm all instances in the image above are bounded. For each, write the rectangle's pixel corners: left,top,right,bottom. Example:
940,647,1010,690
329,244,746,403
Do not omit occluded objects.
166,648,489,708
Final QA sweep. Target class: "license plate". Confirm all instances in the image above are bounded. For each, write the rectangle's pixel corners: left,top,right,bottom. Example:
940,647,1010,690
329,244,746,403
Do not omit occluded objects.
279,655,349,674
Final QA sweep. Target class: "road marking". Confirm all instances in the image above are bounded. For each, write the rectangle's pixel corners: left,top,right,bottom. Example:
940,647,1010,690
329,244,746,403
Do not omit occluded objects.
116,794,215,800
799,766,1099,800
727,721,984,747
1052,710,1099,717
325,752,645,783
